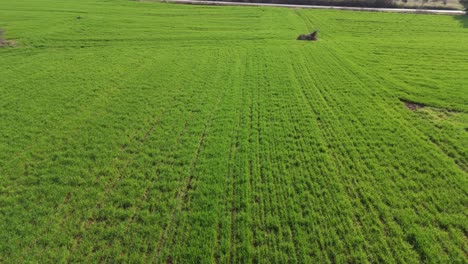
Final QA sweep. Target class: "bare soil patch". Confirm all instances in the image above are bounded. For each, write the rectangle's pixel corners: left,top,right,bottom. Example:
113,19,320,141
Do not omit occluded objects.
0,29,17,48
400,99,425,111
400,98,462,113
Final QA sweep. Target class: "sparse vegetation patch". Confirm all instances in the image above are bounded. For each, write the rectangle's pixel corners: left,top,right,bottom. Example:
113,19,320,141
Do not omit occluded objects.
0,29,16,47
401,98,426,110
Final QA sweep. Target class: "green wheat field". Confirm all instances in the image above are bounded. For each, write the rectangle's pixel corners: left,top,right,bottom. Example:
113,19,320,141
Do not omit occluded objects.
0,0,467,262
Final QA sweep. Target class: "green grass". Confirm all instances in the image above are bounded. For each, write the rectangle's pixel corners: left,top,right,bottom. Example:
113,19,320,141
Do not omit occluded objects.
0,0,467,262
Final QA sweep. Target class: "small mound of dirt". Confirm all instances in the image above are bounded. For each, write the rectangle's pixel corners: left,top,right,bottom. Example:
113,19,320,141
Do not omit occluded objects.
400,99,425,111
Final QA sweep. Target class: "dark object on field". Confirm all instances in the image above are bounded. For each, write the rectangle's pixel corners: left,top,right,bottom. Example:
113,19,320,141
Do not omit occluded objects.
77,16,82,19
297,31,318,41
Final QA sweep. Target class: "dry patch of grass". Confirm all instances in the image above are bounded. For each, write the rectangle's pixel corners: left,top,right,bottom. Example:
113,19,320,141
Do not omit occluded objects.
0,29,17,48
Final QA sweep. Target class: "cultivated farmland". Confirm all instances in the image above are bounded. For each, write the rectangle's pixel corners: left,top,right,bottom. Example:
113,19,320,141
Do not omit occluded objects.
0,0,467,262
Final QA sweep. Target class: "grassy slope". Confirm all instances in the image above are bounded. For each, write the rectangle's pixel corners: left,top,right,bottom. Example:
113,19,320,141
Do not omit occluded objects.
0,0,467,262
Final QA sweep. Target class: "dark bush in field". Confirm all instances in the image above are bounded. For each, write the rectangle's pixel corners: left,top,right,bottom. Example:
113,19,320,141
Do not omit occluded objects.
297,31,318,40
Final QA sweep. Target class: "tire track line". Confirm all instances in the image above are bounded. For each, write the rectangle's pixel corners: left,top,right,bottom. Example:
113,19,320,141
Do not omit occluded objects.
150,77,227,263
151,112,212,261
65,77,191,259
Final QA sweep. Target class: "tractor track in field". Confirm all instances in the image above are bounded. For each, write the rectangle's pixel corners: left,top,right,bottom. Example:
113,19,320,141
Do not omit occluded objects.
151,82,226,263
290,15,467,258
150,111,211,262
285,39,399,258
150,53,247,262
64,110,170,257
314,4,468,177
227,91,244,264
117,110,198,259
122,110,195,233
63,76,193,259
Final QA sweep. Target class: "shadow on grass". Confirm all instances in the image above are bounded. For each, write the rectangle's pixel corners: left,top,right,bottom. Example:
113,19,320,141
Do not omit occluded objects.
454,14,468,28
